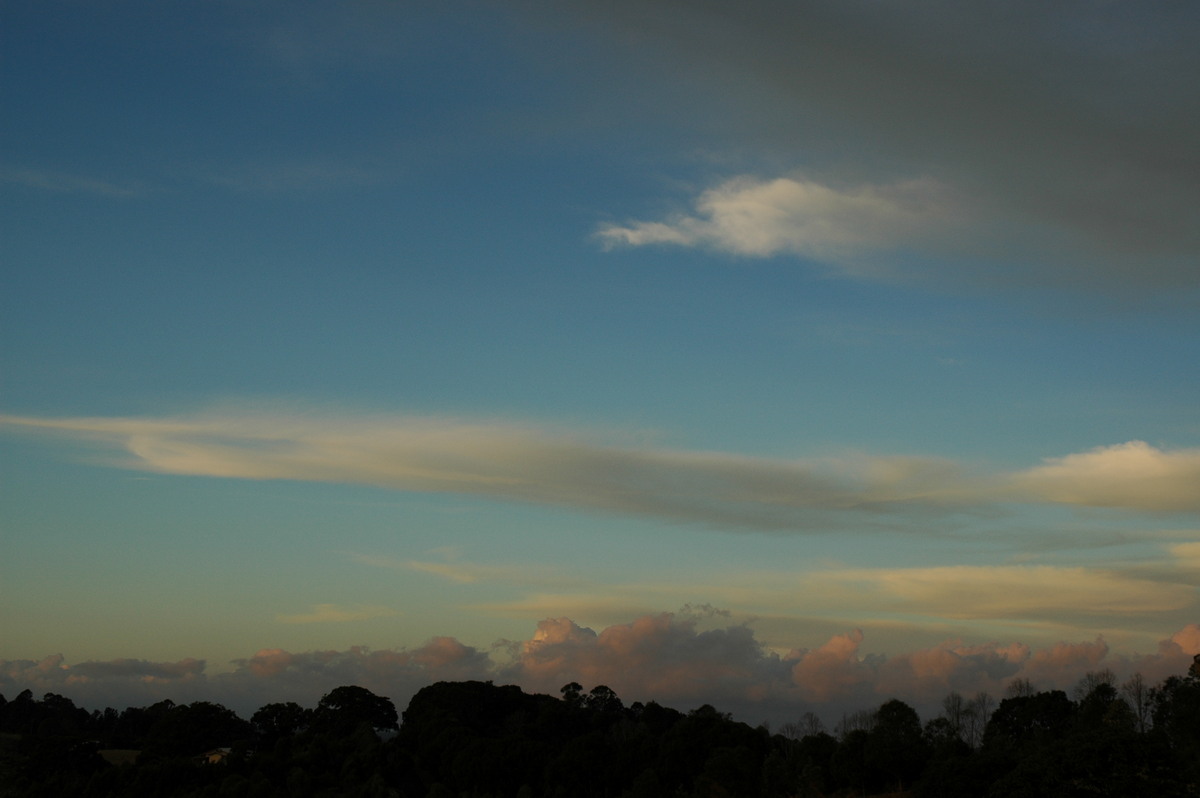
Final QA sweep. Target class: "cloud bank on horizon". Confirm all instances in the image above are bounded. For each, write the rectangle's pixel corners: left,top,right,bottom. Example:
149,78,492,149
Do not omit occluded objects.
4,615,1198,726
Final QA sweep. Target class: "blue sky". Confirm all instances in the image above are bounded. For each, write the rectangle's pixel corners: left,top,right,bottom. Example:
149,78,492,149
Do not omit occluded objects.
2,0,1198,723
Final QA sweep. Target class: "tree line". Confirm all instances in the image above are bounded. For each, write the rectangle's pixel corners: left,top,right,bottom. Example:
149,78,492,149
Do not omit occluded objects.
1,665,1197,797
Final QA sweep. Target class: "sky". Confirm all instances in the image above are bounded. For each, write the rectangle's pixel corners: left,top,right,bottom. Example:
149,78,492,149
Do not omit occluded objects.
1,0,1198,726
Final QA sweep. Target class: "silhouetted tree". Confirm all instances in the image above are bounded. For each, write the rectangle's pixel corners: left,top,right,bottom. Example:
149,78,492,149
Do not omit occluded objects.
1150,673,1200,785
252,701,311,746
559,681,583,707
584,684,623,714
984,690,1074,753
1073,667,1116,700
313,685,398,735
866,698,928,792
141,701,252,759
1122,671,1152,733
1006,677,1035,698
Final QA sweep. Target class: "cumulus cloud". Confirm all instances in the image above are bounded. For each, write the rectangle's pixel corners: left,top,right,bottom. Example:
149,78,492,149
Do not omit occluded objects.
597,175,960,276
4,618,1197,725
0,655,209,708
276,603,399,624
3,411,1197,531
504,614,788,704
1170,624,1200,656
502,615,1200,721
787,630,874,702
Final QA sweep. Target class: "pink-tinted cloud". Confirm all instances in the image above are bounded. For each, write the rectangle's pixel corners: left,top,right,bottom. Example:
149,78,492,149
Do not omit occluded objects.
1171,624,1200,656
503,614,791,706
4,617,1196,725
787,630,874,702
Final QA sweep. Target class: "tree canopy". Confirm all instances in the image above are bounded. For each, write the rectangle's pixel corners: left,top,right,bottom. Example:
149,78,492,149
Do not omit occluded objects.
1,666,1197,797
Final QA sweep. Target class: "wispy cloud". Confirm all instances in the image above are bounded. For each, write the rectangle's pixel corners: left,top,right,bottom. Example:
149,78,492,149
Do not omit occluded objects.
811,564,1196,621
470,559,1198,646
352,551,575,588
0,165,147,198
2,409,1197,531
276,603,398,624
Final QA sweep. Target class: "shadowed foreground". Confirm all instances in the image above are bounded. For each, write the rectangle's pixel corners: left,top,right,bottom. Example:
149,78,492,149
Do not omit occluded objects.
1,667,1197,797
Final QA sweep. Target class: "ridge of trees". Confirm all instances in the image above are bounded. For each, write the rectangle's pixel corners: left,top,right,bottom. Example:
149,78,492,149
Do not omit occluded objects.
0,666,1197,797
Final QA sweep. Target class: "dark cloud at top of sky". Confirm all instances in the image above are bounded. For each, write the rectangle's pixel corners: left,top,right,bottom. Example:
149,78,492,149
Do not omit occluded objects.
529,0,1199,298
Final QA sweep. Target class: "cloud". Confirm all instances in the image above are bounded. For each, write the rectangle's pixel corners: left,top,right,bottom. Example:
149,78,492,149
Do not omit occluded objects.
5,619,1197,724
1170,624,1200,657
276,603,398,624
561,0,1200,295
787,630,874,702
597,175,960,276
460,558,1197,666
500,614,1199,721
501,614,793,706
69,658,207,682
352,552,565,587
1011,441,1200,512
3,411,1198,531
816,564,1196,621
0,165,147,198
0,655,208,707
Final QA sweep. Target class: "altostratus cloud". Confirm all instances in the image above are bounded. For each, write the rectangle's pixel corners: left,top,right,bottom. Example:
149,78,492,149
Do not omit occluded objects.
2,411,1198,529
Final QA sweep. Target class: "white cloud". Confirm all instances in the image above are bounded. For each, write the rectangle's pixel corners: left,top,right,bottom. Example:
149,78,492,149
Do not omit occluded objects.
597,175,959,275
1011,441,1200,512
